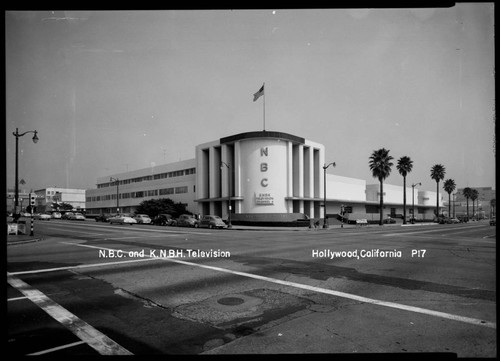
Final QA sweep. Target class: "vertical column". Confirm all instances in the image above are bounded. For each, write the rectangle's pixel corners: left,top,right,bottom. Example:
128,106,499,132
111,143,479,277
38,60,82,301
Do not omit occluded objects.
209,146,221,199
234,141,242,213
319,146,325,219
287,142,293,213
298,144,304,213
313,148,320,218
221,144,229,198
303,147,310,198
209,147,220,218
196,147,208,200
304,146,313,217
305,146,314,198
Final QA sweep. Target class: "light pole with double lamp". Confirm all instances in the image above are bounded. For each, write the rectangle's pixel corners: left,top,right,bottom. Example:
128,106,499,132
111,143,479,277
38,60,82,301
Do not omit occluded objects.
220,162,232,229
411,182,421,224
323,162,336,228
13,128,39,222
109,177,120,214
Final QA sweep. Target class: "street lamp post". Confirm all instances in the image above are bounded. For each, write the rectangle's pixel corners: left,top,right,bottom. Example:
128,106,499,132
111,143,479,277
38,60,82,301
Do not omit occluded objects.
323,162,336,228
220,162,232,229
13,128,38,222
411,182,421,224
110,177,120,214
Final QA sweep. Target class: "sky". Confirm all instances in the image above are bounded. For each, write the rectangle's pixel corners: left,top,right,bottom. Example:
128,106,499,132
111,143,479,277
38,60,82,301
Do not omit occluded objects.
5,5,495,195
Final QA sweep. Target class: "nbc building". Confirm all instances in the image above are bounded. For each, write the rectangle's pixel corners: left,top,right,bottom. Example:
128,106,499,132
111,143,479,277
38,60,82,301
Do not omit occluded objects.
86,130,443,224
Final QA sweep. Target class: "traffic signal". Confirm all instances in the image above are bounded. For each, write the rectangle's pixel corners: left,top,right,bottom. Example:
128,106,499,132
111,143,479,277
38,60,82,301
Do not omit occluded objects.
30,193,36,206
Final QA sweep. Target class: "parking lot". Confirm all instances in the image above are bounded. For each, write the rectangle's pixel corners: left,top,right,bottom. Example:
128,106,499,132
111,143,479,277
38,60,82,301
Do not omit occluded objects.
7,220,496,356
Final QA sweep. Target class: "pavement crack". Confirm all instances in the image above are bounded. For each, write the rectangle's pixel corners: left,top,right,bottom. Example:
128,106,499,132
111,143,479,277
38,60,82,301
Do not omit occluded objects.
114,287,171,310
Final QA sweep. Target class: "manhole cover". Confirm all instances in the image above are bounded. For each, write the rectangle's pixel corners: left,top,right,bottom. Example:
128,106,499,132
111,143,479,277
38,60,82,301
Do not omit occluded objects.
217,297,245,306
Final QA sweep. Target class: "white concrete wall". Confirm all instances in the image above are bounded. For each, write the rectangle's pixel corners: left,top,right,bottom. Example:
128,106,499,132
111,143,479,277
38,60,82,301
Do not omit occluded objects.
419,190,443,207
326,174,366,202
366,183,415,205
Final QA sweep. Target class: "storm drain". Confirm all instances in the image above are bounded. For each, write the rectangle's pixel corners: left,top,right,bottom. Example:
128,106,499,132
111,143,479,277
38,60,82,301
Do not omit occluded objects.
217,297,245,306
173,288,312,331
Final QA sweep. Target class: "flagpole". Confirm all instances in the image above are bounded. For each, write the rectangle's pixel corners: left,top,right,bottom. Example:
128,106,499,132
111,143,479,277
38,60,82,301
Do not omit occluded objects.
263,82,266,131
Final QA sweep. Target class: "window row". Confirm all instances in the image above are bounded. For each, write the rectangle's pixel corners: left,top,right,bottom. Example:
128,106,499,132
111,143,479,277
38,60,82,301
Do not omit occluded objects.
97,168,196,188
87,186,190,202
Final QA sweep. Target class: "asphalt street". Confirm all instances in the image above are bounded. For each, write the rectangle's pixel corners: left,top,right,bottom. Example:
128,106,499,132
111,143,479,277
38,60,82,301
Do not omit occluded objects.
6,219,496,357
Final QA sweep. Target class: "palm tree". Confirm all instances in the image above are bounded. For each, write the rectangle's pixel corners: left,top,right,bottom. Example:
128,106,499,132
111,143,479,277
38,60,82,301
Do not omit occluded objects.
443,179,456,218
369,148,394,225
471,189,479,220
396,156,413,224
462,187,472,221
430,164,446,220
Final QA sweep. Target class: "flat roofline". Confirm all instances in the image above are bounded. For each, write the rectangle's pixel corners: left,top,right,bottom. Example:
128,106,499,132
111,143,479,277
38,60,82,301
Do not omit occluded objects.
220,130,305,145
285,197,440,208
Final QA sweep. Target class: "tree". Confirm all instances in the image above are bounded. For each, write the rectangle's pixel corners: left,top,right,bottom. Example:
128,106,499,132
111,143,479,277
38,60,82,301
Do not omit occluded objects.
470,189,479,220
396,156,413,224
135,198,191,219
443,179,456,218
59,202,74,211
369,148,394,225
430,164,446,220
462,187,472,220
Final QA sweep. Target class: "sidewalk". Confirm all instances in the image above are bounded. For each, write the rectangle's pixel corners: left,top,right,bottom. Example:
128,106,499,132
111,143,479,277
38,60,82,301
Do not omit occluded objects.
7,233,42,245
229,223,374,231
228,221,439,231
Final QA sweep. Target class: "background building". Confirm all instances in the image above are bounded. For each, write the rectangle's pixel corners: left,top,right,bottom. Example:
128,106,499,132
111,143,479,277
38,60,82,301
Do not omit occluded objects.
6,189,31,214
86,130,446,224
445,187,496,219
34,187,86,213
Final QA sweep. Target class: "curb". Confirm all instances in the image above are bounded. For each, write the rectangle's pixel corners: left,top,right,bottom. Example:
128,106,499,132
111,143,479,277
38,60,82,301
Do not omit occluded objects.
7,237,42,246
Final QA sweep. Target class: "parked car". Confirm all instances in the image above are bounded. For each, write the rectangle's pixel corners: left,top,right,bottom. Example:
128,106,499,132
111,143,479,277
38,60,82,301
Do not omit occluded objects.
34,213,51,221
134,214,152,224
438,217,451,224
95,214,111,222
62,212,74,220
490,217,496,226
383,217,396,224
68,212,86,221
449,217,461,224
51,212,62,219
198,215,227,229
109,214,137,225
176,214,199,227
152,214,176,226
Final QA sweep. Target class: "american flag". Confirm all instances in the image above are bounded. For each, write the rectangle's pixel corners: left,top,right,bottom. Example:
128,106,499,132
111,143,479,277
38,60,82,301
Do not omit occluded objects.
253,84,264,102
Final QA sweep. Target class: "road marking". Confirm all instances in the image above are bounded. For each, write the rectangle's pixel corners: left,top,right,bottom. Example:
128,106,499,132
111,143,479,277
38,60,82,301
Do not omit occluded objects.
102,234,180,240
385,224,488,237
46,222,213,235
9,257,161,275
27,341,86,355
482,234,496,239
7,273,133,355
59,242,496,329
